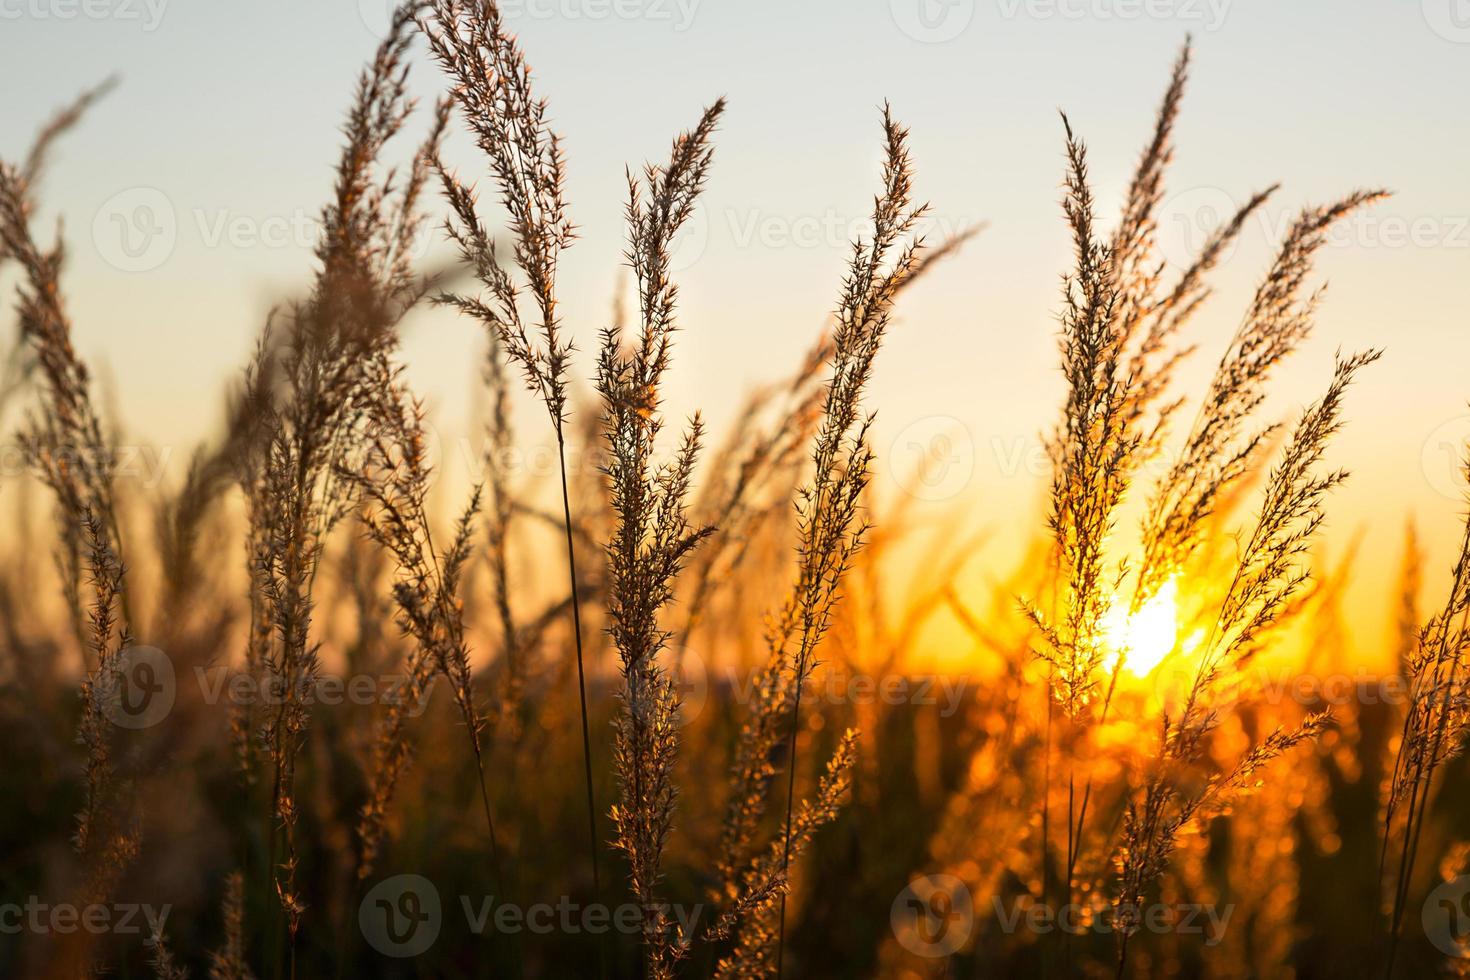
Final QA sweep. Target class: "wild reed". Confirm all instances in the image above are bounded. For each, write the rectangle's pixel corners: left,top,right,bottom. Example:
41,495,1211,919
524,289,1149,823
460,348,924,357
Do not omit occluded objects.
145,928,189,980
341,352,504,887
1,86,142,969
1382,446,1470,973
1114,349,1379,976
597,98,723,978
208,872,255,980
3,17,1456,980
0,78,127,636
1136,191,1388,604
701,104,929,979
421,0,604,909
1017,37,1388,977
1020,46,1276,952
234,2,432,962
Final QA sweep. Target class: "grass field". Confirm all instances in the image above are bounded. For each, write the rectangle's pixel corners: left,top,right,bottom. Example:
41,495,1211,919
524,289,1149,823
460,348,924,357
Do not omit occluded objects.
2,3,1468,977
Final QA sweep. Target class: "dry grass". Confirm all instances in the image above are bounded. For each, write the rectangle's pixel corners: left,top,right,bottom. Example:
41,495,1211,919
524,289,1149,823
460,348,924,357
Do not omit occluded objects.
3,11,1467,980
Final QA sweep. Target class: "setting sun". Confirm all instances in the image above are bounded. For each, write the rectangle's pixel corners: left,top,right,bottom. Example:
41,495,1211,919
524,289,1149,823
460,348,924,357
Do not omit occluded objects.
1103,579,1183,677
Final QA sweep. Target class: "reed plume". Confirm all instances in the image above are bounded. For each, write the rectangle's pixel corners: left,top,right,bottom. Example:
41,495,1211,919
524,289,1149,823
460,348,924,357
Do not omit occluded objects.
145,928,189,980
422,0,604,905
712,729,859,980
598,98,724,979
1382,442,1470,973
208,872,256,980
0,84,142,940
341,351,503,890
1114,349,1380,977
0,79,127,635
1015,50,1387,973
1137,191,1387,603
235,1,432,956
706,104,925,979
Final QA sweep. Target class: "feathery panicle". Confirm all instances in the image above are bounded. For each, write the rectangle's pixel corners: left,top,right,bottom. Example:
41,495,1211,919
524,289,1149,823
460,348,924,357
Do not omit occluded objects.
236,1,435,947
1173,349,1382,746
21,76,118,191
1024,115,1133,723
1137,192,1387,602
73,512,132,857
340,354,499,881
208,872,255,980
712,730,859,980
1,144,125,631
423,0,605,907
423,0,576,425
146,928,189,980
710,104,925,977
719,107,927,891
1114,711,1331,958
1114,351,1379,974
599,99,724,980
1382,440,1470,968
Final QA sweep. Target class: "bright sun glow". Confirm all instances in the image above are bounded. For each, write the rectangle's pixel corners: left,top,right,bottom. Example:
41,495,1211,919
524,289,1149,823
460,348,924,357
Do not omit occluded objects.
1102,579,1182,677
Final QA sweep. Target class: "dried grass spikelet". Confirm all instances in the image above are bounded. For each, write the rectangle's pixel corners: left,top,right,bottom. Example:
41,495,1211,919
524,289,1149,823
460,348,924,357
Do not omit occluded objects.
421,0,605,897
0,84,149,928
1136,189,1387,606
235,0,437,945
1381,442,1470,968
72,513,133,856
1021,114,1134,724
208,872,256,980
1021,39,1356,730
676,228,973,652
1114,350,1380,975
0,79,128,637
711,729,859,980
1021,41,1290,724
422,0,576,426
340,353,501,882
1006,50,1385,962
145,927,189,980
596,99,724,979
1108,42,1276,465
711,104,926,979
